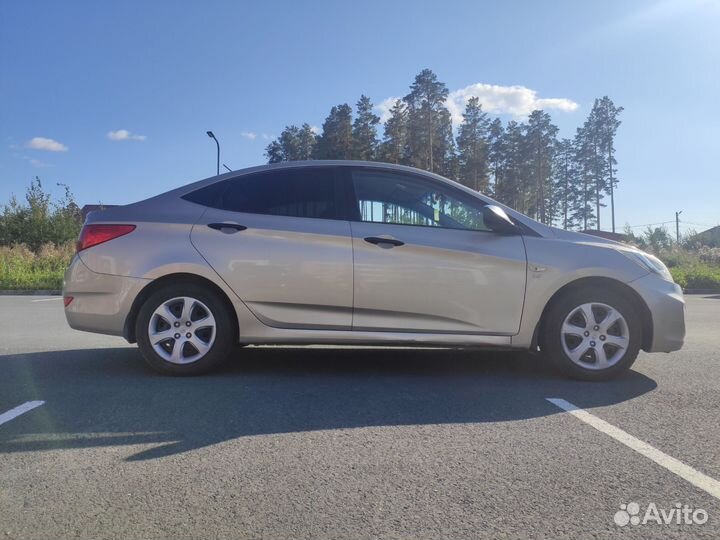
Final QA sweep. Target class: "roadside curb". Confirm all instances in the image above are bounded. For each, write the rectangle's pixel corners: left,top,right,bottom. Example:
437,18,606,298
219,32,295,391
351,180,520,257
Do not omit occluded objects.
0,290,61,296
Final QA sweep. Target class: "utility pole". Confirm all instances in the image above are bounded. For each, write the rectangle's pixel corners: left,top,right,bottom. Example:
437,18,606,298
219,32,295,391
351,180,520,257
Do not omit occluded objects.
675,210,682,244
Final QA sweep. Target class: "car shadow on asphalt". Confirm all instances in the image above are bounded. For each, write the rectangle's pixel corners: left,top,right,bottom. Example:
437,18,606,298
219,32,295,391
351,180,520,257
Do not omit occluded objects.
0,346,657,461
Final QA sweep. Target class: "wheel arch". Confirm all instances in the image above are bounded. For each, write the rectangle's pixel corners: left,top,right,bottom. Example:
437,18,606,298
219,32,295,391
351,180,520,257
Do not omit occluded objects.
123,272,239,344
534,276,653,352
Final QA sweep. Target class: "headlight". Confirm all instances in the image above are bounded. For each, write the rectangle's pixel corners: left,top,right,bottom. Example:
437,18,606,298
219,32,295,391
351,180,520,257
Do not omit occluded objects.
622,250,673,282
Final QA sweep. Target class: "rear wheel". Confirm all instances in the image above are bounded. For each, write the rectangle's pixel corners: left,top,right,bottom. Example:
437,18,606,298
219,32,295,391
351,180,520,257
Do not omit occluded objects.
136,283,235,375
540,287,642,381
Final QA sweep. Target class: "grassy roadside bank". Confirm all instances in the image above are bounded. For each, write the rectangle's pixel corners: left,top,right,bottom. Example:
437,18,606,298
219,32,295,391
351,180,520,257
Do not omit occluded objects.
0,243,74,290
659,246,720,290
2,241,719,292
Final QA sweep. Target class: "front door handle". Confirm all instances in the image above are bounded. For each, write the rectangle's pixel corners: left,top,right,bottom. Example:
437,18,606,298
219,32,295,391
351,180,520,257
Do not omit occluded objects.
208,222,247,233
364,236,404,247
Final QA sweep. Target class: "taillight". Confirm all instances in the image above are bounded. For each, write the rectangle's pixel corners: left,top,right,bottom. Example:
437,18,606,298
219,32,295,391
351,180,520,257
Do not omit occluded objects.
76,224,136,252
63,296,74,307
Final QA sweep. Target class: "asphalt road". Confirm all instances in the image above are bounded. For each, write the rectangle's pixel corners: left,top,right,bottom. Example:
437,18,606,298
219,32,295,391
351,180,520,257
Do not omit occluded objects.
1,295,719,539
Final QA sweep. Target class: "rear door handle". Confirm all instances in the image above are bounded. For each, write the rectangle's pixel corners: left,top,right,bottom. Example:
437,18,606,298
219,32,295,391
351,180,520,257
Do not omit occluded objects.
364,236,404,247
208,222,247,233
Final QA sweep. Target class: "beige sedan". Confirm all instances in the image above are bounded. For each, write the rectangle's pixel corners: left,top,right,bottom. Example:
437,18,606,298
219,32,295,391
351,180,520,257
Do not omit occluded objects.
63,161,685,379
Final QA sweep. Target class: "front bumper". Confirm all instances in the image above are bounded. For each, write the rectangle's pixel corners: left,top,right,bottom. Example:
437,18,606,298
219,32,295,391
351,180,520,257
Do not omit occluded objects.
629,272,685,352
63,254,150,337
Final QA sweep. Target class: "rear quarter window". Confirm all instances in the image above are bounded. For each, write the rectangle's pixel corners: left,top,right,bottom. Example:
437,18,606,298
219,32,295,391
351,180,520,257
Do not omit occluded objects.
181,181,228,208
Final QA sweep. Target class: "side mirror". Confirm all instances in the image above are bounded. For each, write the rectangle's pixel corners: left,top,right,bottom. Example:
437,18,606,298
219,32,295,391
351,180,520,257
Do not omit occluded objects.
481,205,520,235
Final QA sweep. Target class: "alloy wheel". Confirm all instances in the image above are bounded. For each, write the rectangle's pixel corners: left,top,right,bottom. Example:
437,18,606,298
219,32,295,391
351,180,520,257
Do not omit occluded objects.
148,296,216,364
560,302,629,370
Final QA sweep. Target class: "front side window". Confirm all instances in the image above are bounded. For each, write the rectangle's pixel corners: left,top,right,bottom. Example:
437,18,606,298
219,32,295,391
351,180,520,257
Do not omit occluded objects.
184,168,338,219
351,170,489,231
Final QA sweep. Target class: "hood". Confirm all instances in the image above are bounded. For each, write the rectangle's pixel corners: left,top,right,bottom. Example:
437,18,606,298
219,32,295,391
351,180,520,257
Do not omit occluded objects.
549,227,630,247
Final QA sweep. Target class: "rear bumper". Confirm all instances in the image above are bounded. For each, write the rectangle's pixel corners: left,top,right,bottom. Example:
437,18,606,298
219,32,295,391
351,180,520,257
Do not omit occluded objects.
629,273,685,353
62,254,149,337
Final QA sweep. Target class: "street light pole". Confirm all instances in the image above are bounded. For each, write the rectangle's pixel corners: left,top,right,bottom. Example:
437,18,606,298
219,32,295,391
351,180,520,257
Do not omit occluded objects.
675,210,683,244
206,131,220,176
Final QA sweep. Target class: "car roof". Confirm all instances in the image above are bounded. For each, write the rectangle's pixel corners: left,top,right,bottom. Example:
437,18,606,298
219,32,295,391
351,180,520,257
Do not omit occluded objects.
174,160,489,203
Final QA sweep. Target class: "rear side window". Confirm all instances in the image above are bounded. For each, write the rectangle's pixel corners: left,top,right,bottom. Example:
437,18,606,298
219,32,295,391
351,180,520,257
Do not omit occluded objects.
183,168,338,219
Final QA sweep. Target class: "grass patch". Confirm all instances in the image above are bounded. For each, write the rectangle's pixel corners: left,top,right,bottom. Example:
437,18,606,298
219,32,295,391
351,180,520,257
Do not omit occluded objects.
670,264,720,290
0,243,74,290
655,246,720,290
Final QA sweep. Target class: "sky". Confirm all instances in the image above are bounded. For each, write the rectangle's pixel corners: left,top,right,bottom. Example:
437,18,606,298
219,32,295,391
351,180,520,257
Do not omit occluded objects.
1,0,718,234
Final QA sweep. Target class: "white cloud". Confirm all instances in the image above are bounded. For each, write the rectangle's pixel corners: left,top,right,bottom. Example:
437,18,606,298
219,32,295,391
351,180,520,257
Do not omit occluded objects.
310,125,321,134
241,131,257,140
446,83,579,124
26,137,68,152
375,96,402,123
262,133,273,140
107,129,146,141
376,84,578,126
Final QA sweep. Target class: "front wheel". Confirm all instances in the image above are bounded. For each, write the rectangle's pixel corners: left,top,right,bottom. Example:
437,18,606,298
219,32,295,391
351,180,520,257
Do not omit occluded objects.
136,283,235,375
540,287,642,381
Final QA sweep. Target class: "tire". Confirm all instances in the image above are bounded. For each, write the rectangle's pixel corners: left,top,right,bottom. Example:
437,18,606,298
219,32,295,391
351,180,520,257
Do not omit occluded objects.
135,283,235,375
540,286,642,381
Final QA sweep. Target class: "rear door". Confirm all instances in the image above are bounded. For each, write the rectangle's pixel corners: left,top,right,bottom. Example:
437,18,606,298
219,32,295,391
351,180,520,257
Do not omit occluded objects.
189,167,354,329
345,168,527,334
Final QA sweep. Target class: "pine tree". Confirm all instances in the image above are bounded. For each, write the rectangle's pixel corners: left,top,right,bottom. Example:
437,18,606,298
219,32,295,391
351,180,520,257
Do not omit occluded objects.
525,110,559,224
352,95,380,161
379,100,409,164
497,120,529,212
404,69,453,174
296,123,317,160
595,96,623,232
438,120,458,180
487,118,505,198
571,124,598,230
552,138,577,229
265,139,284,163
264,124,317,162
456,97,490,192
315,104,353,159
586,104,605,230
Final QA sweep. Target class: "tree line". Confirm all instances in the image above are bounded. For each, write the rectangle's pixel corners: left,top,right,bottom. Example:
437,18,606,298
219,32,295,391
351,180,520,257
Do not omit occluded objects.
265,69,623,231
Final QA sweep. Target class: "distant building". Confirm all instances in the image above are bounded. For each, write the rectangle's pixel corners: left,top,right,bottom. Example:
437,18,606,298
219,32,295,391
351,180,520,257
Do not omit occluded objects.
80,204,118,221
693,225,720,247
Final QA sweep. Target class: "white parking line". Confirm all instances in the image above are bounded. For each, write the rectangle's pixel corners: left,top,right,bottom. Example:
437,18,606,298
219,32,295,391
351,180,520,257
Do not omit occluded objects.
31,297,62,302
0,401,46,427
547,398,720,501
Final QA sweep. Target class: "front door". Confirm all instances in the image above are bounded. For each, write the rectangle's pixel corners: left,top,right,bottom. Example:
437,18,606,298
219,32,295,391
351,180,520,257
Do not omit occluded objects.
347,168,527,334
